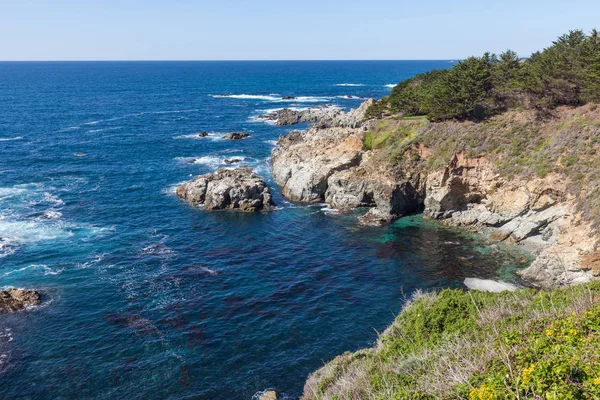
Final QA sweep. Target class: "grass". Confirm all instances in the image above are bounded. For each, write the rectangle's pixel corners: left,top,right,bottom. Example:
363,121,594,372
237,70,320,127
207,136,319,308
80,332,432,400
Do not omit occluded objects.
302,282,600,400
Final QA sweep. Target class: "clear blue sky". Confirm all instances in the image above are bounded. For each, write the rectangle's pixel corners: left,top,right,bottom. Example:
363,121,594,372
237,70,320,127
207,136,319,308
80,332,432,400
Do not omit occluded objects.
1,0,598,60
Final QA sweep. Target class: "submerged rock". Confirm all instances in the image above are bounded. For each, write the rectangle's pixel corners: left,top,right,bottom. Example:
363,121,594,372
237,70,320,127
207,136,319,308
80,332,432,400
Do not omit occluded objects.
0,288,41,313
223,132,250,140
197,131,208,137
176,168,275,212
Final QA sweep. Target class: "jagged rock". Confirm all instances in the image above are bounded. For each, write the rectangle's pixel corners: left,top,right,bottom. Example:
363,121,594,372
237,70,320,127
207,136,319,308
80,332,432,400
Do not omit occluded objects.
275,109,301,126
259,391,278,400
260,99,376,128
272,127,364,202
0,289,41,313
223,132,250,140
224,158,241,165
176,168,275,212
197,131,208,137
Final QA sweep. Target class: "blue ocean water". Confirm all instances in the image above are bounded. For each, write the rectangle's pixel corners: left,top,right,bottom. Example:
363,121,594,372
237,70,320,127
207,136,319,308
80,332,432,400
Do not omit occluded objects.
0,61,528,399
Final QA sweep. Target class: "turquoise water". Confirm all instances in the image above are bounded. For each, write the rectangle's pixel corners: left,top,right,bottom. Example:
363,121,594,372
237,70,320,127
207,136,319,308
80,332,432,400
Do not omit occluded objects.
0,61,527,399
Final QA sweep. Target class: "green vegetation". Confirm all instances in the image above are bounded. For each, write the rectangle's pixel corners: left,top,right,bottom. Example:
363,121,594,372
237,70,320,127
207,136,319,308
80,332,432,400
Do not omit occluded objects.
303,283,600,400
367,30,600,121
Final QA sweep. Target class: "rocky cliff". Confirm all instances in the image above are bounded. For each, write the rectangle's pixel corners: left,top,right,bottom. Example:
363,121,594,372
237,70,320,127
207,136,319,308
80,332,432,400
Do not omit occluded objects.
271,101,600,288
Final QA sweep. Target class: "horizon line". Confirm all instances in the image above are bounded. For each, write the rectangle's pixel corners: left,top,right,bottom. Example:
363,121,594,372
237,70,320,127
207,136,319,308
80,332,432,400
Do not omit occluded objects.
0,59,458,63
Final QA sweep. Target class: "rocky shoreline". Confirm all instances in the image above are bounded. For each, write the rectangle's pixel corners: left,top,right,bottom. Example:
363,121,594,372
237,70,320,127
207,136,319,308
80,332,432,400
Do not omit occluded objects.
269,99,600,288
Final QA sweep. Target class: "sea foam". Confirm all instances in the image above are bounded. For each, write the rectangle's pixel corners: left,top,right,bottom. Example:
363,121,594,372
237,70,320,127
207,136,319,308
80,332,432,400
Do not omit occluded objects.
211,94,332,103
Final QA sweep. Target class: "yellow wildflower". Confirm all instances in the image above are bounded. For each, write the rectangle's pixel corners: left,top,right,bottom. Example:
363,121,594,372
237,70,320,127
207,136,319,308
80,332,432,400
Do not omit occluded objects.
594,378,600,385
522,364,535,385
469,384,494,400
546,329,554,337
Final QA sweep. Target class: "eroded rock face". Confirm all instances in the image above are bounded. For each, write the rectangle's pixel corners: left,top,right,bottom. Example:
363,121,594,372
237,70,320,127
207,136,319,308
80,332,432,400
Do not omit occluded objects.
0,288,41,313
176,168,275,212
422,155,598,287
272,127,364,203
271,100,423,221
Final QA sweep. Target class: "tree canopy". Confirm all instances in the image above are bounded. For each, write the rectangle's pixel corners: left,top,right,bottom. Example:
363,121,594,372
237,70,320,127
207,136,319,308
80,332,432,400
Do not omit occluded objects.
367,30,600,121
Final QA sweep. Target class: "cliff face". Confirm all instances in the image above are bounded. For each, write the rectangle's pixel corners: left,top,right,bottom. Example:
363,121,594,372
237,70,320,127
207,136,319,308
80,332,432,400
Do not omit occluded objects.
271,101,600,288
424,154,598,287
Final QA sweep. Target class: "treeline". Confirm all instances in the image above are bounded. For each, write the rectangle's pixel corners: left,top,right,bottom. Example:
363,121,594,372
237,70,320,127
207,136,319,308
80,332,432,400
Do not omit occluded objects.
366,30,600,121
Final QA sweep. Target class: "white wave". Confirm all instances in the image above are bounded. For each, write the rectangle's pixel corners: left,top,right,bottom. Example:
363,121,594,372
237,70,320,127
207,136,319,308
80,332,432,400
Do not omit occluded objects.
0,220,73,244
41,211,62,220
248,115,277,125
336,95,365,100
335,83,365,87
162,181,188,196
199,267,219,276
289,96,332,103
139,243,175,260
82,120,101,125
87,127,123,133
58,126,81,132
385,84,397,88
1,264,63,277
41,192,64,206
176,155,254,170
264,140,278,146
0,136,24,142
211,94,281,101
76,253,107,269
463,278,518,293
0,238,17,259
173,132,225,141
0,184,110,257
211,94,332,103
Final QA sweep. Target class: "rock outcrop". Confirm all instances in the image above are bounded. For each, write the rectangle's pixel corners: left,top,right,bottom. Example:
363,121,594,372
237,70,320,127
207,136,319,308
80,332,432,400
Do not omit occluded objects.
271,100,421,224
260,99,376,128
223,132,250,140
258,390,278,400
422,154,598,287
270,100,599,287
176,168,275,212
0,288,41,313
272,127,364,203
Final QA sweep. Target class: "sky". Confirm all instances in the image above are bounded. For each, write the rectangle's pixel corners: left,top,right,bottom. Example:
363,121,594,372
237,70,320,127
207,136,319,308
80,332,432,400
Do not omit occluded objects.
0,0,599,61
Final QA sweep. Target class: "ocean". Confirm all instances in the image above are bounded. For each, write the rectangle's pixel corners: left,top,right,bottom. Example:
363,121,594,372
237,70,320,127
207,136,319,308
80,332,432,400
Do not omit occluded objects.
0,61,529,399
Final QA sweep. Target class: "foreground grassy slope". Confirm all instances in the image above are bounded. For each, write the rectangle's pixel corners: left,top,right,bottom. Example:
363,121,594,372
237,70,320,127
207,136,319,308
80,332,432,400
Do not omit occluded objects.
303,282,600,399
